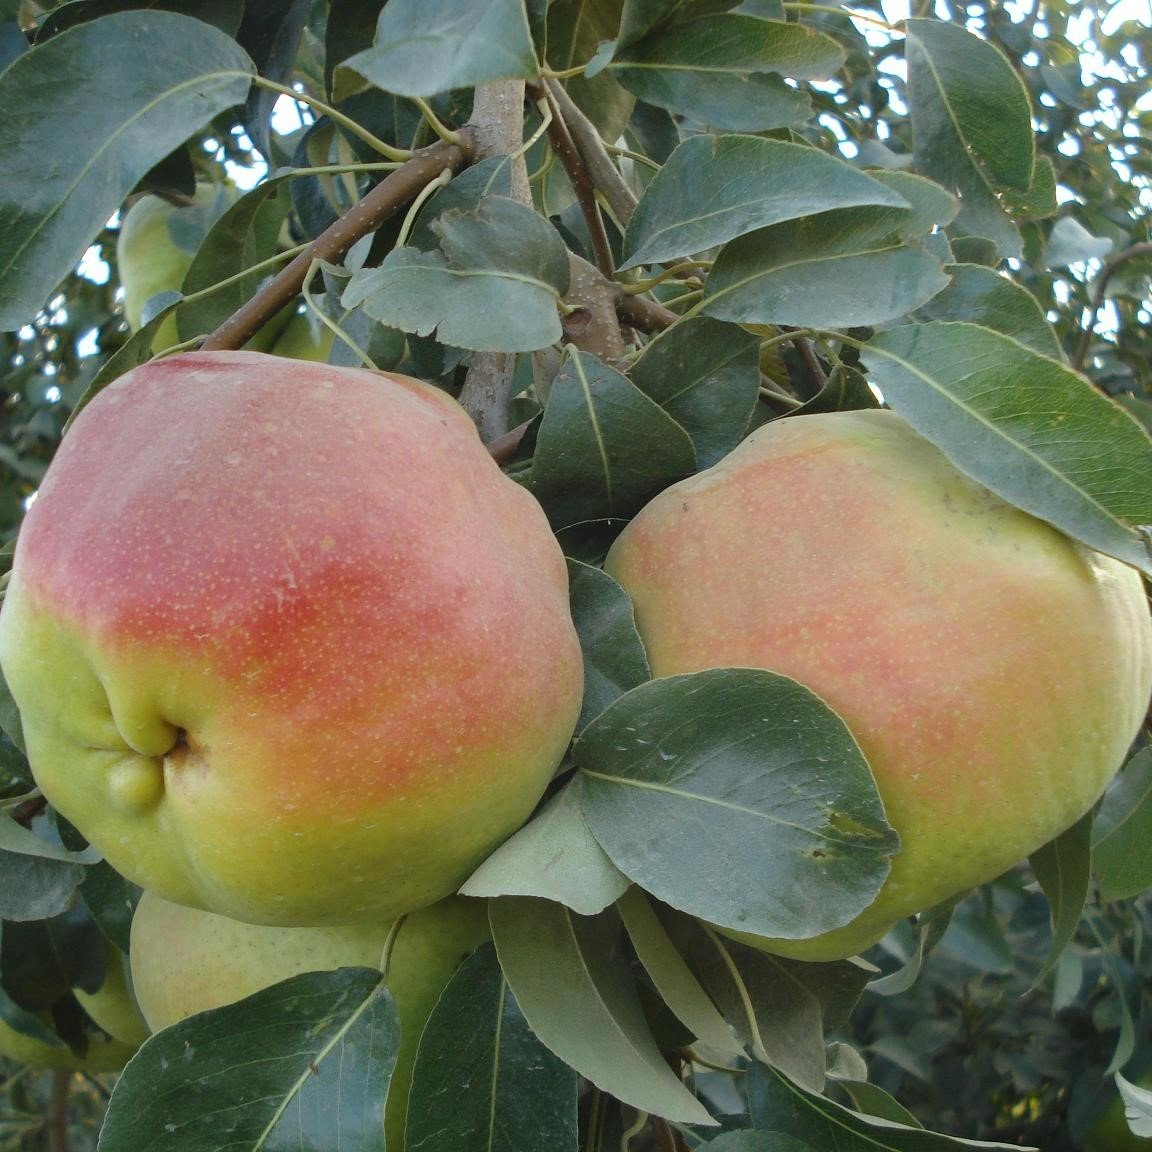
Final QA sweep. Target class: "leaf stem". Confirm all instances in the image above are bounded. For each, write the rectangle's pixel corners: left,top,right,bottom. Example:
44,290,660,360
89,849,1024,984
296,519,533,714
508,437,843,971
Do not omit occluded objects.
1073,240,1152,371
783,2,899,29
250,77,413,162
413,97,463,146
394,168,454,248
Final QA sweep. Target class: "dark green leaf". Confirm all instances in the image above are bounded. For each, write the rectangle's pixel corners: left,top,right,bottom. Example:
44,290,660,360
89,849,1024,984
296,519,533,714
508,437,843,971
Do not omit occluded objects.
702,204,950,329
98,969,395,1152
547,0,635,140
344,0,539,98
342,197,569,352
0,850,84,921
1093,748,1152,902
79,862,141,955
176,178,293,343
616,888,742,1056
700,1135,816,1152
1029,810,1092,980
408,156,515,250
406,943,579,1152
461,780,631,914
629,317,761,468
489,896,715,1125
917,263,1062,358
576,669,898,940
862,322,1152,574
35,1,242,40
659,910,869,1090
237,0,309,161
568,559,651,728
612,14,844,80
530,350,697,528
906,19,1031,258
2,909,102,1008
622,136,908,268
0,11,254,330
747,1062,1027,1150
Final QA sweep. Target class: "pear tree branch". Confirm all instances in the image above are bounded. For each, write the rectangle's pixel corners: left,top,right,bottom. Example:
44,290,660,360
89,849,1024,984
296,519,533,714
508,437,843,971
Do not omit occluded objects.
199,137,474,352
457,80,533,442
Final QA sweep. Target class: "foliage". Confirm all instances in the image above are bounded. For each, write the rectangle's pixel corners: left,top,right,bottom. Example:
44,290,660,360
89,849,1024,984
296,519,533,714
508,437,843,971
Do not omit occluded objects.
0,0,1150,1150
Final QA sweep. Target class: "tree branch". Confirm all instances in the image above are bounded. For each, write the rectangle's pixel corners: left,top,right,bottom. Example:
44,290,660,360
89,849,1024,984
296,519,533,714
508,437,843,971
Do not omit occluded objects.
528,81,615,279
544,78,638,229
457,81,532,442
1072,240,1152,371
199,137,474,352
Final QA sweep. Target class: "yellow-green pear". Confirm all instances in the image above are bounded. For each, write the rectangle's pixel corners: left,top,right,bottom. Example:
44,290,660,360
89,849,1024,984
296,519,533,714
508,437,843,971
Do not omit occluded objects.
0,351,583,926
117,183,234,352
605,409,1152,961
267,307,334,362
130,891,490,1148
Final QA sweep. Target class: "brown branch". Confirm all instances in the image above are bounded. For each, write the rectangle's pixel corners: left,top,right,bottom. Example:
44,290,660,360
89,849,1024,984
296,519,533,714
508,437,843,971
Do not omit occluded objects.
528,82,615,279
545,78,638,229
199,136,475,352
1073,240,1152,371
46,1070,71,1152
615,292,679,334
457,81,532,442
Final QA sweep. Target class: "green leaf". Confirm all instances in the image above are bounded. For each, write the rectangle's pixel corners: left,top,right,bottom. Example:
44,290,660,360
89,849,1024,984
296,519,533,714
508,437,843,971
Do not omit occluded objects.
341,197,570,352
916,263,1063,359
547,0,635,140
659,911,869,1091
35,0,243,39
98,969,395,1152
79,862,141,955
615,888,742,1056
611,14,843,130
0,849,85,921
906,19,1032,258
629,318,761,468
406,943,579,1152
576,669,898,941
747,1062,1028,1150
1093,748,1152,902
1028,810,1092,981
836,1080,924,1129
461,780,631,914
0,11,254,330
0,812,99,866
862,322,1152,574
612,13,844,80
701,204,951,329
568,559,651,729
700,1135,816,1152
344,0,539,98
408,156,515,250
176,178,293,343
622,136,909,269
530,350,697,528
489,896,715,1125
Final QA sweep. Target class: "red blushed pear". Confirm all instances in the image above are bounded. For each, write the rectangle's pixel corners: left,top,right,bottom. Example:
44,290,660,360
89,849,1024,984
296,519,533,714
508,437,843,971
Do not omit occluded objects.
605,409,1152,962
0,351,583,927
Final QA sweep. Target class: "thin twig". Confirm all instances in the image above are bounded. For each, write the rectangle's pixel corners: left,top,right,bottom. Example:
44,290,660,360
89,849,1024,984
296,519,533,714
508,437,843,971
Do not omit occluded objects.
200,137,473,351
46,1070,71,1152
545,78,639,228
615,292,679,333
1072,240,1152,370
528,81,615,278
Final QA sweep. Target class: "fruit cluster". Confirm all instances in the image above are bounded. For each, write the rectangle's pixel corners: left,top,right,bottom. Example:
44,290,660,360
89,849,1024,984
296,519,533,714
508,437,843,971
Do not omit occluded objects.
0,351,1148,1144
